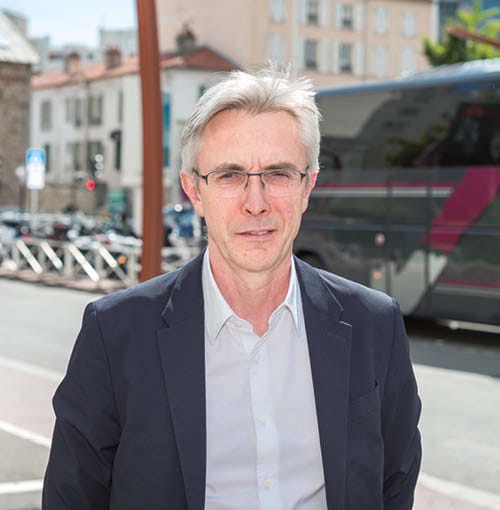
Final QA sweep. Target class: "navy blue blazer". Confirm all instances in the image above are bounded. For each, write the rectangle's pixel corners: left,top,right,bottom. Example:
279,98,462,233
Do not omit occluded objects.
43,253,421,510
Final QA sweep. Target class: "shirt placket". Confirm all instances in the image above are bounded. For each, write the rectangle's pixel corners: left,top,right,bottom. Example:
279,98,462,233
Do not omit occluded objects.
246,334,282,509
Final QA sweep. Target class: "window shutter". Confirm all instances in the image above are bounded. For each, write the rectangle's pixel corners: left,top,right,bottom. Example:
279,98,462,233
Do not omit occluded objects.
320,0,330,28
319,40,329,73
331,40,339,74
300,0,307,24
296,36,304,70
335,3,342,29
354,43,364,76
354,4,363,32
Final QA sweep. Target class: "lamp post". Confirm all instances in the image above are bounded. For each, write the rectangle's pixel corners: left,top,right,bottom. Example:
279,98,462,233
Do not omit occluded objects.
136,0,164,281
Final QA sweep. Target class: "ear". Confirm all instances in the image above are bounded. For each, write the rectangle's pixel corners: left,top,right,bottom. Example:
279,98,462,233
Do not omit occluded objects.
180,172,205,217
302,170,318,213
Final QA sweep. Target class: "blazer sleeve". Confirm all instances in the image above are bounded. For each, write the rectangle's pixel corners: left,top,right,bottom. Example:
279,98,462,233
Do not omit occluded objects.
381,299,422,509
42,302,120,510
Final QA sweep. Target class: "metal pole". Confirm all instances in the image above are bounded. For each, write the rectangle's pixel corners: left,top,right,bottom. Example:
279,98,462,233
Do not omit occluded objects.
137,0,164,281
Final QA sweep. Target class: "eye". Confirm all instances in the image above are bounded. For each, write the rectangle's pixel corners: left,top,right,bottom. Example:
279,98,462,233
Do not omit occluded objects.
212,170,245,184
266,169,294,181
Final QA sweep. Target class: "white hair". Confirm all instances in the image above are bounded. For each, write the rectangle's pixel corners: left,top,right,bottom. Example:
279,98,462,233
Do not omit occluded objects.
180,68,321,173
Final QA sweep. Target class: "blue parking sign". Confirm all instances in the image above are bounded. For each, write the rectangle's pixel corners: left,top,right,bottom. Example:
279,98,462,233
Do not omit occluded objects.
26,148,46,190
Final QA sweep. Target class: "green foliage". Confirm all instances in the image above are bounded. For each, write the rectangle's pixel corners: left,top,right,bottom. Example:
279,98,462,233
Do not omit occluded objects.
423,0,500,66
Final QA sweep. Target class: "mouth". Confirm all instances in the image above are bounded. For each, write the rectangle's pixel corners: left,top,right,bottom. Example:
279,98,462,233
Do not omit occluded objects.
238,229,275,237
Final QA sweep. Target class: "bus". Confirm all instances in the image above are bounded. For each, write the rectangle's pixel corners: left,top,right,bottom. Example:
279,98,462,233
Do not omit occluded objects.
295,58,500,326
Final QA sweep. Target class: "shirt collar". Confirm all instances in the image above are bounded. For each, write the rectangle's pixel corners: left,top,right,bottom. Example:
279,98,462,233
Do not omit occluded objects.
202,249,302,344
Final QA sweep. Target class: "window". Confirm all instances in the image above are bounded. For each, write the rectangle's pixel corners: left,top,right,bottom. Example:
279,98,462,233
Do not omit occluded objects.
65,98,72,123
268,33,286,65
118,91,124,123
339,43,352,73
374,7,388,34
113,132,122,171
41,100,52,131
74,98,82,127
340,4,353,30
66,142,82,171
305,0,319,25
304,39,318,70
43,144,51,173
402,11,416,37
270,0,285,22
88,95,103,125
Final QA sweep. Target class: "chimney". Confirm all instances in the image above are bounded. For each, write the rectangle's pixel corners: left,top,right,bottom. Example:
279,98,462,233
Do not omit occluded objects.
176,24,196,54
105,46,122,70
65,52,81,75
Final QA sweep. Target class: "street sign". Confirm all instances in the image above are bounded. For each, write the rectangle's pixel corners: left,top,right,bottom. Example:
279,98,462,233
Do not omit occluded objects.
25,148,46,190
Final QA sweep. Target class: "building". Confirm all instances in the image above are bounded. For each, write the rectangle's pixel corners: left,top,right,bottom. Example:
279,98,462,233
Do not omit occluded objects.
29,37,100,75
157,0,434,87
31,39,237,232
0,11,39,209
99,27,138,60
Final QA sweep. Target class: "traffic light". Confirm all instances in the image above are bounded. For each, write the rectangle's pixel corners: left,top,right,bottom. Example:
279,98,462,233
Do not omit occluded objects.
90,153,104,179
85,178,96,191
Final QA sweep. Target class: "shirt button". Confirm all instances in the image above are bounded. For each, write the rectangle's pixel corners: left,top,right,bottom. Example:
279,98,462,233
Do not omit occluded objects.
254,353,261,362
259,415,267,424
263,479,272,489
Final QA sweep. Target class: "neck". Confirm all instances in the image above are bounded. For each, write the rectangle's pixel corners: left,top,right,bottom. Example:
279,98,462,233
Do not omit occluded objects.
208,252,292,336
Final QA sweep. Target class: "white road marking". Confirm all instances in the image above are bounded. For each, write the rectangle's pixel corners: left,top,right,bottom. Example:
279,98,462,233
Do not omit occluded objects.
0,479,43,495
0,420,51,448
0,355,63,382
419,472,500,509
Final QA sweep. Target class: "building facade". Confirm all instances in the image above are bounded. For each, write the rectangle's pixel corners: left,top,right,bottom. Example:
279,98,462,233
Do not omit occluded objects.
157,0,434,87
31,44,237,232
0,11,38,209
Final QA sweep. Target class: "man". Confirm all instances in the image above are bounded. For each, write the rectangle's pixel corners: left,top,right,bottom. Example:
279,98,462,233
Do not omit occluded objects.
43,69,421,509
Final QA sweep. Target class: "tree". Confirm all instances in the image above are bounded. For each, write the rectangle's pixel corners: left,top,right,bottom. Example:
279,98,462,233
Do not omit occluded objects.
423,0,500,66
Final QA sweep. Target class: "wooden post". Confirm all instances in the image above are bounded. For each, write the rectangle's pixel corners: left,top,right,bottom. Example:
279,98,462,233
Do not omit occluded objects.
137,0,164,281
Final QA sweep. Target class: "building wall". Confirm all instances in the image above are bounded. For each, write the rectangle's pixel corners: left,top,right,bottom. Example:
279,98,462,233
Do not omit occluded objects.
157,0,433,88
0,62,31,209
32,66,230,233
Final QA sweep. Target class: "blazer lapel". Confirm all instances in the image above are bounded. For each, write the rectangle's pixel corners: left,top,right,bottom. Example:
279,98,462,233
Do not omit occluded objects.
157,256,206,510
296,258,352,510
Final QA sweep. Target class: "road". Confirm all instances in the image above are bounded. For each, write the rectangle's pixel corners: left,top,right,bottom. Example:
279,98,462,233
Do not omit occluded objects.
0,278,499,509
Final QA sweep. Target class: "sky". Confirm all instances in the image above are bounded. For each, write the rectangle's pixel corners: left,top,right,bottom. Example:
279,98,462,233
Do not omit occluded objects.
1,0,137,47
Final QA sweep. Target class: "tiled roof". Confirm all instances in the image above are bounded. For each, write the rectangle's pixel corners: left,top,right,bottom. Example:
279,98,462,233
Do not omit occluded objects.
0,11,39,65
32,46,239,89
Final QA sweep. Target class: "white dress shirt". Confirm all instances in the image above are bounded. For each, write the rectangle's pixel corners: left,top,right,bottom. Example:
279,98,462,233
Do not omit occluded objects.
203,250,327,510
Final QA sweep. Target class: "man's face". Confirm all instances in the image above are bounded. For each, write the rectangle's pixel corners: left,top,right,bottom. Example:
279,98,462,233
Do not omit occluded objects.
181,109,317,276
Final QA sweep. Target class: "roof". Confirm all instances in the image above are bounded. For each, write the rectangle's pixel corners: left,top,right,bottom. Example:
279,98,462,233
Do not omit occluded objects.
32,45,239,90
317,57,500,97
0,11,38,65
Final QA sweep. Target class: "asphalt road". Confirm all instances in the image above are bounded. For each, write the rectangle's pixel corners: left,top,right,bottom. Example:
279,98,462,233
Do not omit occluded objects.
1,278,499,510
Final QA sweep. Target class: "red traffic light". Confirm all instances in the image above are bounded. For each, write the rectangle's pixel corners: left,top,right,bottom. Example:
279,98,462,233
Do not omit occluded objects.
85,178,96,191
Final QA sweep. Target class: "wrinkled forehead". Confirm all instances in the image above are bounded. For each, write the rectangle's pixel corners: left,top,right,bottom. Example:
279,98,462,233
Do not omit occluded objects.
198,109,306,169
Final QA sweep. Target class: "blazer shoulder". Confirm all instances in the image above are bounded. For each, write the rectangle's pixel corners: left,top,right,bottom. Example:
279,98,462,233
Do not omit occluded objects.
316,267,396,317
90,252,204,321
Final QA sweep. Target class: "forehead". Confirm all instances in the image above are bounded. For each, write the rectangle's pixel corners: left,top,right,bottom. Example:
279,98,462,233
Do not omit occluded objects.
198,109,305,167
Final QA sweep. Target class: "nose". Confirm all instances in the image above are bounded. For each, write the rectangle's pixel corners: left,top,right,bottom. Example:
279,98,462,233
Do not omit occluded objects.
242,173,269,215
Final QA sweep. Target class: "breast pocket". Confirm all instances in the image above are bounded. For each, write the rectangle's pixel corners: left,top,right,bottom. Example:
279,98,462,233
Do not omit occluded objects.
348,380,380,423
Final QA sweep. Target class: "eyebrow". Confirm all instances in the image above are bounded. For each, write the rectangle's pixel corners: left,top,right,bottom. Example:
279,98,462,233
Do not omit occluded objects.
211,161,300,172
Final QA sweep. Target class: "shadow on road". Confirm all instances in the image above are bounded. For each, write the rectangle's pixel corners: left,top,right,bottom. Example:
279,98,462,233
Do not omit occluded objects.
405,317,500,379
